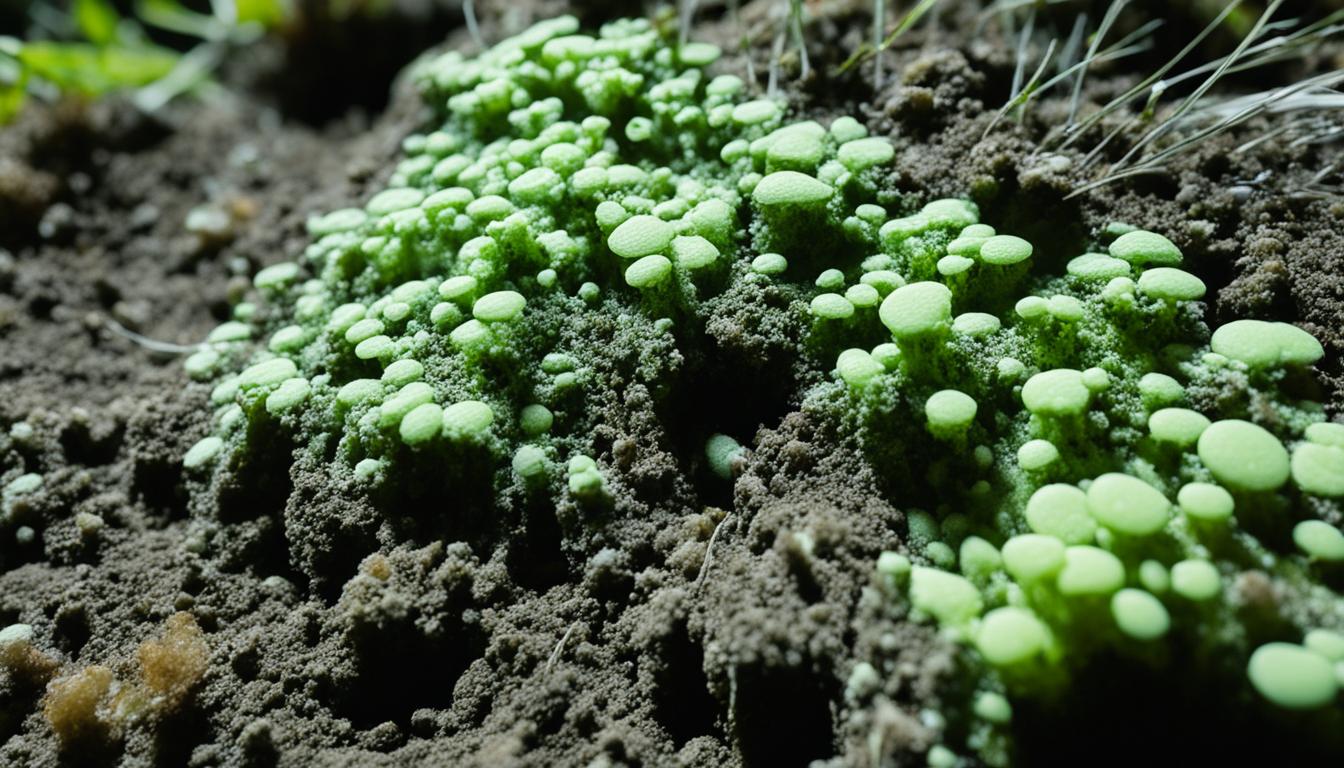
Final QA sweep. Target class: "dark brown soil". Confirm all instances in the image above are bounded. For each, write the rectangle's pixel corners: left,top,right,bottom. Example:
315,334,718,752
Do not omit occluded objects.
1,2,1342,767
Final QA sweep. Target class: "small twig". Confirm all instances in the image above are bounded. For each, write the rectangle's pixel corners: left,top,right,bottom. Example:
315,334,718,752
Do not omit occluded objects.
105,318,202,354
464,0,483,50
546,621,579,671
694,512,730,593
788,0,810,81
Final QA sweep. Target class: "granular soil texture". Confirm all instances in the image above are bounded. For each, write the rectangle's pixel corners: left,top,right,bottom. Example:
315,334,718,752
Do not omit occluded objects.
2,1,1343,767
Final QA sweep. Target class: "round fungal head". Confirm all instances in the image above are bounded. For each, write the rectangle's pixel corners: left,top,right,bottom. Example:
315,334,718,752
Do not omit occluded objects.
1016,439,1059,471
751,171,834,207
1176,482,1234,522
1056,546,1125,596
1021,369,1090,418
1085,473,1171,536
473,290,526,322
1170,559,1221,601
909,566,983,627
975,607,1050,666
1247,643,1339,709
1025,484,1097,545
1306,422,1344,448
978,235,1033,266
836,349,885,388
625,255,673,288
925,390,978,436
1147,408,1210,447
1001,534,1066,583
442,400,494,438
1196,420,1290,492
1110,589,1170,640
1136,267,1206,302
878,282,952,341
1290,443,1344,497
1210,320,1324,368
1108,230,1182,266
608,214,675,258
1292,520,1344,562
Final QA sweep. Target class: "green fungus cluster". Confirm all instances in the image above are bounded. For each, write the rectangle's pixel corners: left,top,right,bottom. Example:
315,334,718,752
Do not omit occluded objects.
837,209,1344,755
171,14,1344,763
179,15,900,503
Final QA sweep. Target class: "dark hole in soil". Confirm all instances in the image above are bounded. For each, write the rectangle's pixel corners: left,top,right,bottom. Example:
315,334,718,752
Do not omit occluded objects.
652,624,719,747
1011,652,1344,765
255,6,463,126
53,605,92,658
665,335,797,506
150,705,212,767
339,621,485,731
733,665,836,768
507,499,570,593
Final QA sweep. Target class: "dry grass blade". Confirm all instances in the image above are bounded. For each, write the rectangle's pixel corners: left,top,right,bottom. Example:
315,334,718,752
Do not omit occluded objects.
1068,69,1344,198
789,0,810,80
1068,0,1128,127
1108,0,1287,173
1054,0,1246,152
464,0,483,49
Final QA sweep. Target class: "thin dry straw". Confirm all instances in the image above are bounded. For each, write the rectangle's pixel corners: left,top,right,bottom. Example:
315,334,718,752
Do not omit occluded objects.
464,0,483,49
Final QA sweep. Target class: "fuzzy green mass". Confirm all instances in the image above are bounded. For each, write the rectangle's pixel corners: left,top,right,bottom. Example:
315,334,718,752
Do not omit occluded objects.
176,15,1344,765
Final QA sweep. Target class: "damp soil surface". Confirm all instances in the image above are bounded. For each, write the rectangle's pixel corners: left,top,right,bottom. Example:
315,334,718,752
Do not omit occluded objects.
2,1,1343,766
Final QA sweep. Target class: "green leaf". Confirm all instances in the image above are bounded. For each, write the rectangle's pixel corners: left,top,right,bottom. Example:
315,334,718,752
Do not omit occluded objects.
18,41,179,95
235,0,289,28
74,0,121,46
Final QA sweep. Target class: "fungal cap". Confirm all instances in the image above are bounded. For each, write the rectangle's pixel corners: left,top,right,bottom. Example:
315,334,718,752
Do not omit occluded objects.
1025,484,1096,545
751,171,834,207
1292,520,1344,561
1085,473,1170,536
1137,267,1206,301
1196,420,1290,491
473,290,527,322
925,390,977,433
978,235,1033,266
1108,230,1182,265
442,400,494,437
909,566,983,627
836,349,885,387
607,214,675,258
878,282,952,340
1176,482,1234,522
1290,443,1344,497
1056,546,1124,596
1001,534,1065,583
625,255,673,288
1170,559,1221,601
975,607,1050,666
1021,369,1090,417
1247,643,1339,709
1016,439,1059,471
1147,408,1210,446
399,403,445,445
1210,319,1324,368
1110,589,1170,640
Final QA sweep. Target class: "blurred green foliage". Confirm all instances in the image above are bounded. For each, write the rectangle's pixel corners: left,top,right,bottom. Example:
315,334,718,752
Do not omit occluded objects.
0,0,292,123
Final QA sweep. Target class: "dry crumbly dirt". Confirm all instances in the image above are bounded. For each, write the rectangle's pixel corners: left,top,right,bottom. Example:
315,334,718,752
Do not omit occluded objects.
2,1,1343,767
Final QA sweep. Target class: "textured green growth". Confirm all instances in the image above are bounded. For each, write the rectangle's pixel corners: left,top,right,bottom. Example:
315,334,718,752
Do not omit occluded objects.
1110,589,1170,640
1247,643,1339,709
1107,230,1183,265
1085,474,1170,537
165,17,1344,756
1210,319,1325,368
1197,420,1290,491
